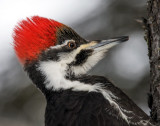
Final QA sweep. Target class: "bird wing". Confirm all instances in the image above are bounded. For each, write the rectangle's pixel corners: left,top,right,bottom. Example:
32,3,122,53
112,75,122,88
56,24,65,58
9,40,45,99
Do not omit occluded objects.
73,75,154,126
45,75,154,126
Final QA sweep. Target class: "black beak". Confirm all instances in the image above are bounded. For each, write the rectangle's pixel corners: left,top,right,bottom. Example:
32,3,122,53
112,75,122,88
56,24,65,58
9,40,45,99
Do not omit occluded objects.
89,36,129,49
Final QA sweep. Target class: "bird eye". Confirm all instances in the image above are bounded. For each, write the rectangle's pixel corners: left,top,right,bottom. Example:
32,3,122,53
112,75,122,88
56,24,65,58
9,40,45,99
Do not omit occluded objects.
67,41,76,49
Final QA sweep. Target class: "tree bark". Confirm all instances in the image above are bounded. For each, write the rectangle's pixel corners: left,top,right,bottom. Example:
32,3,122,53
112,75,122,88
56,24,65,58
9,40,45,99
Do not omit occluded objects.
145,0,160,124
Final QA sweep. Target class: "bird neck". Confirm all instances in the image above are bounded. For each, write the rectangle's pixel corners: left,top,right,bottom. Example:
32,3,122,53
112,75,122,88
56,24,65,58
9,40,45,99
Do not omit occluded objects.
36,60,106,93
24,62,87,91
25,61,112,99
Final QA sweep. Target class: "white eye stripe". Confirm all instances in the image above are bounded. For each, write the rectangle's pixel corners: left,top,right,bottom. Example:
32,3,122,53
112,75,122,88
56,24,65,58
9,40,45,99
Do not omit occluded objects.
48,43,66,50
49,40,75,50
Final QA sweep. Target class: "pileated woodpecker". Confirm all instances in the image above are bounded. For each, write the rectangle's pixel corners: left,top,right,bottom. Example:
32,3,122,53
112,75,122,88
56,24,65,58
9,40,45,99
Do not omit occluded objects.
13,16,154,126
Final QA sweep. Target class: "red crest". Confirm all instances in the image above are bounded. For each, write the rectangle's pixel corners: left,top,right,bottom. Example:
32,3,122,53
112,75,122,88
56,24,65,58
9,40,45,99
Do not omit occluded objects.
13,16,63,64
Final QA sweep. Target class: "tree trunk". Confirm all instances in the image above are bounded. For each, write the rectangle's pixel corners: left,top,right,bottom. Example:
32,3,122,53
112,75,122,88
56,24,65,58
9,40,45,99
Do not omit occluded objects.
145,0,160,124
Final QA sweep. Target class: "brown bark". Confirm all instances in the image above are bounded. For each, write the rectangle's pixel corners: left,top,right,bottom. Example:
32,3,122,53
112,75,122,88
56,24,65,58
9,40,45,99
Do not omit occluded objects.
145,0,160,124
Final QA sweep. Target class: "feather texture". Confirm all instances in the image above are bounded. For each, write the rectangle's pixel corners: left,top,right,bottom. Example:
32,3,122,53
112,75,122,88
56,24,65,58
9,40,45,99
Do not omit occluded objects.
13,16,63,64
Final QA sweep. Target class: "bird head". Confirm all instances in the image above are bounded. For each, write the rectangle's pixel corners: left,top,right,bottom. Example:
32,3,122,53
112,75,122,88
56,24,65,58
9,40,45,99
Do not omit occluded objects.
13,16,128,91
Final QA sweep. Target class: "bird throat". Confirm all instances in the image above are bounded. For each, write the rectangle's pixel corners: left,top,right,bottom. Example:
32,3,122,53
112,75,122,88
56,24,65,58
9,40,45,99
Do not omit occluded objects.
37,60,100,92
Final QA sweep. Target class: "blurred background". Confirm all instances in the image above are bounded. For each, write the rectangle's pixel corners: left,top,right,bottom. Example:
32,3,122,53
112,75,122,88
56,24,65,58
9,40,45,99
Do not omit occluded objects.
0,0,149,126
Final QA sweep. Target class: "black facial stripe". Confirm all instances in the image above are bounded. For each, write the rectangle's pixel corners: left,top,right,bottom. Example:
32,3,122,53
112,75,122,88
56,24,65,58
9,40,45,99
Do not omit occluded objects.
40,49,60,61
70,49,93,66
39,44,79,62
